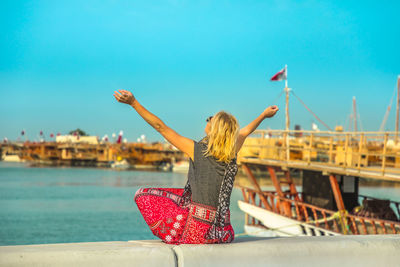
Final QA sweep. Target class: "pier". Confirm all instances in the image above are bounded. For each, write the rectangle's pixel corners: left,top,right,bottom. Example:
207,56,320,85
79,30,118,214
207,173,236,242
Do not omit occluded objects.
0,140,185,169
1,235,399,267
238,129,400,180
236,129,400,236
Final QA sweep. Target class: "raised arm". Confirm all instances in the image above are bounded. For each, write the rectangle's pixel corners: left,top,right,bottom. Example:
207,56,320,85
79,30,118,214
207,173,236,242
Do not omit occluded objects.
236,105,279,153
113,89,194,160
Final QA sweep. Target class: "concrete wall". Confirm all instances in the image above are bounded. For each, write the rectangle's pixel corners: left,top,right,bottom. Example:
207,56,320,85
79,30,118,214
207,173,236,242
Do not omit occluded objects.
1,235,400,267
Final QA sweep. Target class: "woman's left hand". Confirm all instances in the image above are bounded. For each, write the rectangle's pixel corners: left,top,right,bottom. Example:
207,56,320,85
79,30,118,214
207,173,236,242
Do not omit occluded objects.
114,89,135,105
263,105,279,118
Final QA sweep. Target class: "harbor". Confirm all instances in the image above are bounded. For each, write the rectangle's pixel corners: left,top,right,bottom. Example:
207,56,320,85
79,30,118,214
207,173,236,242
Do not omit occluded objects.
2,76,400,264
0,137,186,170
2,0,400,265
0,161,399,266
2,75,400,242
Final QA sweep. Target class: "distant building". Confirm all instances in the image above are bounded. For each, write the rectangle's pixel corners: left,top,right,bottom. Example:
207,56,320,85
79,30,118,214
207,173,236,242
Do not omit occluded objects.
56,135,99,145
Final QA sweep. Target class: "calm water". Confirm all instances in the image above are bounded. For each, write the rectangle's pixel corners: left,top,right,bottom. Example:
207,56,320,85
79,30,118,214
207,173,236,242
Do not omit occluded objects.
1,162,399,246
0,162,245,245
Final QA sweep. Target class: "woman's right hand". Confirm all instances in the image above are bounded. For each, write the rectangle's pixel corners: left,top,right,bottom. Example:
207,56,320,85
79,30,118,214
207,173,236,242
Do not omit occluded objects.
113,89,136,106
263,105,279,118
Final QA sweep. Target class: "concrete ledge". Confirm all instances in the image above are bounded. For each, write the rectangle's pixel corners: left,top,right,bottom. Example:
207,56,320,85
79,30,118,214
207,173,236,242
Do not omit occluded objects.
1,235,400,267
0,240,176,267
174,235,400,267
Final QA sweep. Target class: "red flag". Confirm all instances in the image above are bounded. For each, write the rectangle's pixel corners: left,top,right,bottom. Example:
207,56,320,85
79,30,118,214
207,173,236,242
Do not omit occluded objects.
270,66,287,81
117,130,123,144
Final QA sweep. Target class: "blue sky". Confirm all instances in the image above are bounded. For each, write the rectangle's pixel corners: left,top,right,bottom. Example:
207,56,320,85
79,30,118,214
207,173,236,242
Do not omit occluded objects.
1,0,399,142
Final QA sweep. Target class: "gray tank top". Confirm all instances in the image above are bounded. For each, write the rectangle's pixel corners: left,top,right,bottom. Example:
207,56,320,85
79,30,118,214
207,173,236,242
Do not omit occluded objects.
187,139,233,208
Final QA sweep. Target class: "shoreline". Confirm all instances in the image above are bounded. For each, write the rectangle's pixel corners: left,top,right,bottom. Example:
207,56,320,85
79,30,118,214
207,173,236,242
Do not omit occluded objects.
1,161,399,188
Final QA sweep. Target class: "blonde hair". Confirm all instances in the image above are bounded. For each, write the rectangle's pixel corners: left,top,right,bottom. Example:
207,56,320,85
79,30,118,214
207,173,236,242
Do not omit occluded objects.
202,111,239,163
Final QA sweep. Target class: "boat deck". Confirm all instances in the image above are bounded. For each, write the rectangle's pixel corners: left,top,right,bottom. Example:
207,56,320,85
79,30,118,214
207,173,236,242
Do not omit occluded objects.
240,157,400,182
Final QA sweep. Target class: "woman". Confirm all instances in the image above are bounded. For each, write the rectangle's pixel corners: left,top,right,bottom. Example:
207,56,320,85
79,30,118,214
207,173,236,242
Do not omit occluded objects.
113,89,278,244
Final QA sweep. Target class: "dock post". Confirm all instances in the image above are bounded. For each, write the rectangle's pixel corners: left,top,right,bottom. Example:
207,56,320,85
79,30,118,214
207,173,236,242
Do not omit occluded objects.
242,164,272,210
329,174,349,234
268,167,292,217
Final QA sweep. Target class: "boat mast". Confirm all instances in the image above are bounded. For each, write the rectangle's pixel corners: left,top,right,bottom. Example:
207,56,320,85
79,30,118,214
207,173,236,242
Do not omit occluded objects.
285,65,290,161
353,96,357,132
285,65,289,131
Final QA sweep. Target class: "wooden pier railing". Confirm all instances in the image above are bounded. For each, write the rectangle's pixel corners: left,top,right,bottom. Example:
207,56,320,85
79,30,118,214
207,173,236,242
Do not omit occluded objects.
238,186,400,235
238,130,400,181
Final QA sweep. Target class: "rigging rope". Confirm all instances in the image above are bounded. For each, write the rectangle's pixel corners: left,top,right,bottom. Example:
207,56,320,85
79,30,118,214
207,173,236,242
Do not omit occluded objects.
290,90,333,131
379,85,397,131
347,104,354,131
269,89,285,106
357,111,364,132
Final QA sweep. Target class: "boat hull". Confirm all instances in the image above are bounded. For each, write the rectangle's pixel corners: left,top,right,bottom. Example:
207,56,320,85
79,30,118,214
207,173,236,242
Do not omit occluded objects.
238,200,340,237
2,155,24,162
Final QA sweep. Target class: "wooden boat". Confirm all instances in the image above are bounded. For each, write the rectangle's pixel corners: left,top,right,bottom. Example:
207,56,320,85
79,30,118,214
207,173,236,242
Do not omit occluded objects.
235,75,400,236
236,162,400,236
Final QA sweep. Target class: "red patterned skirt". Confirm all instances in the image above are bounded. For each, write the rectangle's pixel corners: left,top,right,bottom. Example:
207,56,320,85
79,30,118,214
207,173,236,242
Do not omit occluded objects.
134,187,234,244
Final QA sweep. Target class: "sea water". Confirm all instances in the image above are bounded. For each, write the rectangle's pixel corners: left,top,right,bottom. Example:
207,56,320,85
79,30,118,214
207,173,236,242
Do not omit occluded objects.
1,161,399,245
0,162,245,245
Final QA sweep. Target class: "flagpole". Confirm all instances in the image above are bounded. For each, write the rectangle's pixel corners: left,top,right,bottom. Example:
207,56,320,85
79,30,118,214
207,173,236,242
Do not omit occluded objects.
285,64,289,132
285,64,288,89
285,64,290,162
270,64,290,161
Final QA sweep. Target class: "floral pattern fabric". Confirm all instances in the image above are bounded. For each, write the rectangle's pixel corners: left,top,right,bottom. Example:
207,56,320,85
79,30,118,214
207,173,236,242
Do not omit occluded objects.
134,158,238,244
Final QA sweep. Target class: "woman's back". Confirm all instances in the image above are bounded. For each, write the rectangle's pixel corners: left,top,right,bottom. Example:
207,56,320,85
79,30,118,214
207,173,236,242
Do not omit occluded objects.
188,140,235,208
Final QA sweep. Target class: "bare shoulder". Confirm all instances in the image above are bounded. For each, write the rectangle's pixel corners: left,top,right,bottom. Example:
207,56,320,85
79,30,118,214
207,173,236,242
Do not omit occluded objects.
159,126,194,161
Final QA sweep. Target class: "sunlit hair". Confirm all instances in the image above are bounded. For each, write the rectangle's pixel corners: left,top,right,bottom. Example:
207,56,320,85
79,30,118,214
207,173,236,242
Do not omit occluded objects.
202,111,239,163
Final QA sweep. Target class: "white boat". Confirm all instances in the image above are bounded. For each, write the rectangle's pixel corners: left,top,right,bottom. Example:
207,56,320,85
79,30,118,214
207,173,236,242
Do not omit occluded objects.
172,160,189,173
110,159,130,169
159,162,172,172
2,154,24,162
238,200,339,237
